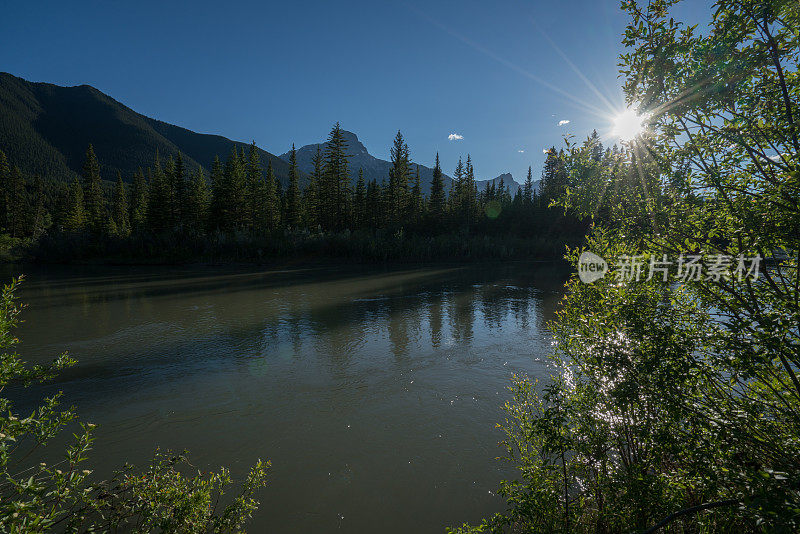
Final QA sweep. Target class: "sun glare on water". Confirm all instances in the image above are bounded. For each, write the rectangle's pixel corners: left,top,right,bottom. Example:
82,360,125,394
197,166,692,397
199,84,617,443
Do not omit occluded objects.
611,107,649,141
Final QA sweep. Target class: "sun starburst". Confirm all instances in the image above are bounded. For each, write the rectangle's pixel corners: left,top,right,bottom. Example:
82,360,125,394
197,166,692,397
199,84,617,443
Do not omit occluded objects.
611,107,650,141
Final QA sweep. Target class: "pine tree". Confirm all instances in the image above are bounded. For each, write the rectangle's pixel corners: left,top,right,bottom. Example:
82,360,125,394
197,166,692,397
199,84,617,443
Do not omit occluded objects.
221,148,248,231
172,153,187,228
5,166,27,237
30,175,48,237
0,151,10,233
366,179,381,228
303,146,323,229
354,168,366,228
466,155,477,212
264,160,279,230
410,164,422,222
388,131,411,224
246,142,262,230
450,157,465,216
187,168,210,233
485,181,495,202
588,129,604,162
111,172,130,236
286,144,301,227
81,144,105,233
455,155,477,230
321,123,350,230
523,166,534,204
429,153,445,223
148,152,170,232
209,155,225,231
129,168,148,231
65,178,85,231
274,171,284,227
540,147,567,207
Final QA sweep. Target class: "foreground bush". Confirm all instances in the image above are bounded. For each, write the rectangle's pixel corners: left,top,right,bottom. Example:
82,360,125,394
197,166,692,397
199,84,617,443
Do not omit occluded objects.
453,0,800,531
0,276,269,532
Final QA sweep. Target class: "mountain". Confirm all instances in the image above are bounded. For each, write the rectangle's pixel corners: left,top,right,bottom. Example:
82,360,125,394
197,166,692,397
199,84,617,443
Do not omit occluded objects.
476,172,521,195
476,172,542,196
0,72,528,194
280,130,454,194
0,72,296,184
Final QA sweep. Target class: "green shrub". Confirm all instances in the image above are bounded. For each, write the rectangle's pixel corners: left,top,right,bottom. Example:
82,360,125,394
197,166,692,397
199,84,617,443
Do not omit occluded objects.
0,276,269,532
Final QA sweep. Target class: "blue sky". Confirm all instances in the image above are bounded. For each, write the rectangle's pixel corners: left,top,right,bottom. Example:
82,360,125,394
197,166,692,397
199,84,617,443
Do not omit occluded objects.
1,0,709,182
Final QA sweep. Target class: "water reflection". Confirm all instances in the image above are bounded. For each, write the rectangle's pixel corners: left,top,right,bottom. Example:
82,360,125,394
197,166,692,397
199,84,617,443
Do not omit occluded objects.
6,262,567,533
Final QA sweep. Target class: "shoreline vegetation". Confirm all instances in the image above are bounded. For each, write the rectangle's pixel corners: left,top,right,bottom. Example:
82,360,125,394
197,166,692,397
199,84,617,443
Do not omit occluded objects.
452,1,800,532
0,124,589,266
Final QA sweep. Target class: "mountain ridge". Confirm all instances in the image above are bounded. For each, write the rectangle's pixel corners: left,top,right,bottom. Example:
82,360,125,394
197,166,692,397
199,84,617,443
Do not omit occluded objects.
0,73,531,194
0,72,296,184
279,130,455,194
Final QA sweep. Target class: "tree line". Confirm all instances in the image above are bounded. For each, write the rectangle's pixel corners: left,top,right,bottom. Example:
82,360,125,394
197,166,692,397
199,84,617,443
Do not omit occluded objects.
0,122,603,261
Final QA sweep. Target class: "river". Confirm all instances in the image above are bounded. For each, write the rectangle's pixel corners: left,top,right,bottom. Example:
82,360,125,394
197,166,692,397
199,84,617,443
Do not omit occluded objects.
7,262,567,533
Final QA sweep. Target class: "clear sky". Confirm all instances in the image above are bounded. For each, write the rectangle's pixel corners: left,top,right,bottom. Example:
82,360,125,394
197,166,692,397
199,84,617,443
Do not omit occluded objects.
0,0,709,182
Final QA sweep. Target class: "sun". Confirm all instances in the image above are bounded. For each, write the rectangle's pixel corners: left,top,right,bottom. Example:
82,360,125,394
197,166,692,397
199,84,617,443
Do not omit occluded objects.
611,107,649,141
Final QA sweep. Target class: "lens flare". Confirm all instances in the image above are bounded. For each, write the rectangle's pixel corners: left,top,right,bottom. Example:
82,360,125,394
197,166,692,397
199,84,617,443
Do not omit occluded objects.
611,107,649,141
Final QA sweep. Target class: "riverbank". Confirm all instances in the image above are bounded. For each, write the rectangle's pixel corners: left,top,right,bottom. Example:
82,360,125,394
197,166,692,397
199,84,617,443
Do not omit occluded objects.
7,229,580,266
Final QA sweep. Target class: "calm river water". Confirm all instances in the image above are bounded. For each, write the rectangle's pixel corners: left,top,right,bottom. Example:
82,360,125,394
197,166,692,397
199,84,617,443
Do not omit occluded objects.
8,262,566,533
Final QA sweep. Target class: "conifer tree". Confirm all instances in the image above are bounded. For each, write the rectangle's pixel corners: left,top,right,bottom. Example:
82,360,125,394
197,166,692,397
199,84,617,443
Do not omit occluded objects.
148,152,170,232
186,168,210,233
523,166,534,204
588,129,604,162
354,168,366,228
388,131,411,224
172,153,186,227
129,169,148,231
4,166,26,237
410,165,422,222
498,176,506,204
366,179,381,228
429,153,445,223
209,155,225,231
540,147,567,207
274,171,284,226
462,155,478,230
111,172,130,236
264,160,279,230
222,148,248,231
65,178,85,231
322,123,350,230
30,175,47,237
304,146,323,229
81,144,105,233
246,143,262,230
0,151,10,233
451,157,465,216
286,145,301,227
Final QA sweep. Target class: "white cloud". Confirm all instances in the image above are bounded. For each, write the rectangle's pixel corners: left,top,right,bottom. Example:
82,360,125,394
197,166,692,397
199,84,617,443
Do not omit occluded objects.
448,133,464,141
518,149,524,153
558,120,570,126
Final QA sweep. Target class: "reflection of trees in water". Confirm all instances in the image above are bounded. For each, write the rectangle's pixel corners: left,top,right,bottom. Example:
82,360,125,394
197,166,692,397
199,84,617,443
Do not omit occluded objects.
448,289,475,344
510,289,532,331
479,283,513,330
428,293,444,349
387,311,411,359
233,264,565,369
